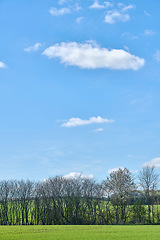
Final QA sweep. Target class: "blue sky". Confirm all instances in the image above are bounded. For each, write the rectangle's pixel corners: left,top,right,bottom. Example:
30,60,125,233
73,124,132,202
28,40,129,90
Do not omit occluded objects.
0,0,160,181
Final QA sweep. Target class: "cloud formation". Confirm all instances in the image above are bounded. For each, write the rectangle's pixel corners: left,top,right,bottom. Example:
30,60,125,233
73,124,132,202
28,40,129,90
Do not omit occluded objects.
24,43,42,52
76,17,83,24
90,1,113,9
64,172,93,179
105,4,134,24
42,41,145,70
61,116,114,127
144,29,156,36
0,61,7,68
143,157,160,168
153,50,160,62
49,7,71,16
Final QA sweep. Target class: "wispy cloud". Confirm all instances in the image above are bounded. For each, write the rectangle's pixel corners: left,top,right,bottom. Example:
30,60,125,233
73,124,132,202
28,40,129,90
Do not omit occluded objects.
105,10,130,23
153,50,160,62
144,10,151,17
93,128,104,132
61,116,114,127
143,157,160,168
64,172,93,179
24,43,42,52
144,29,156,36
90,1,113,9
49,7,71,16
0,61,7,68
105,3,134,24
58,0,67,5
42,41,145,70
76,17,83,24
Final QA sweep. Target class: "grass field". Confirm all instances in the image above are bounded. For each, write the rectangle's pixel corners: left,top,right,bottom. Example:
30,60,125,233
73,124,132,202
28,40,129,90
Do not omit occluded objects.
0,225,160,240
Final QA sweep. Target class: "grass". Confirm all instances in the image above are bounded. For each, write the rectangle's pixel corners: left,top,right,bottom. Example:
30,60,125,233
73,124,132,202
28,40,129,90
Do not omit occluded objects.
0,225,160,240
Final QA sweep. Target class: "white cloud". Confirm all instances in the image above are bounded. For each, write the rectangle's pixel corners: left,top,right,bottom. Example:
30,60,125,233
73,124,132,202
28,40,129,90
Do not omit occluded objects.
144,29,156,36
58,0,67,5
93,128,104,132
105,3,134,24
61,116,114,127
144,10,151,17
49,7,71,16
90,1,113,9
0,61,7,68
119,4,135,12
107,167,124,174
42,41,145,70
76,17,83,24
153,50,160,62
143,157,160,168
64,172,93,179
74,3,82,11
105,10,130,24
24,43,42,52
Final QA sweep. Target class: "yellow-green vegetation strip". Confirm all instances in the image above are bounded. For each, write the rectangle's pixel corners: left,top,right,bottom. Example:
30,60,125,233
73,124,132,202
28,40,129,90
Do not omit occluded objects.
0,225,160,240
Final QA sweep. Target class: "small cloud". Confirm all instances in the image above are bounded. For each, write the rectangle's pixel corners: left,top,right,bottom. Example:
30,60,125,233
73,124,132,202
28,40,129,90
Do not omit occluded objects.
24,43,42,52
143,157,160,168
105,4,134,24
93,128,104,132
153,50,160,62
119,4,135,12
124,45,129,52
144,10,151,17
107,167,124,174
42,41,145,70
64,172,93,179
74,3,82,11
58,0,67,5
61,116,114,127
76,17,83,24
90,1,113,9
105,10,130,24
90,0,112,9
144,29,156,36
49,7,71,16
0,61,7,68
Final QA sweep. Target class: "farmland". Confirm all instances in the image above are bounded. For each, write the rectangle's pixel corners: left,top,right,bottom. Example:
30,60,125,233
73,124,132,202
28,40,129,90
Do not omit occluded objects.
0,225,160,240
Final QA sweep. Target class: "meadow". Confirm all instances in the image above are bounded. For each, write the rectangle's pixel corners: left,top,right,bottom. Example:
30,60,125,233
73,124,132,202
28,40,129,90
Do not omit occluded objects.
0,225,160,240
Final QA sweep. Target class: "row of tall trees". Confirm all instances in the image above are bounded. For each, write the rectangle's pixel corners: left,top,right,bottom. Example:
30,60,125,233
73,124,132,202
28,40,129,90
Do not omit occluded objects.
0,166,159,225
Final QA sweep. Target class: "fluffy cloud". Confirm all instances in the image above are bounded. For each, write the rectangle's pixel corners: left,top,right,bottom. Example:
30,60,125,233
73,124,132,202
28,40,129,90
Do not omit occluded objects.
143,157,160,168
24,43,42,52
105,10,130,23
49,7,71,16
0,61,7,68
61,116,114,127
42,41,145,70
105,3,134,24
64,172,93,179
90,1,113,9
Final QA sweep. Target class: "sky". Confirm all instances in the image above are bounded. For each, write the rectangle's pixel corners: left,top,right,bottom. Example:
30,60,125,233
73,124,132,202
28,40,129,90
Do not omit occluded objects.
0,0,160,181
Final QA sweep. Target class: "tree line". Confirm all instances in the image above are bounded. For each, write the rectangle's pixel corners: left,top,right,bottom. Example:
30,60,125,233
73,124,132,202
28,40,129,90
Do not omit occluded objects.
0,166,159,225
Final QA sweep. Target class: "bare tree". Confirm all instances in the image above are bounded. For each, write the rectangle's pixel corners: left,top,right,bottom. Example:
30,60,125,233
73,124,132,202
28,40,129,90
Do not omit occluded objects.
138,165,159,223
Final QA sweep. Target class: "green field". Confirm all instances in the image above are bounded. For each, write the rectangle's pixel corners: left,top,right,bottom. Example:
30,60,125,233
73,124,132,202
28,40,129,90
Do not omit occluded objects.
0,225,160,240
